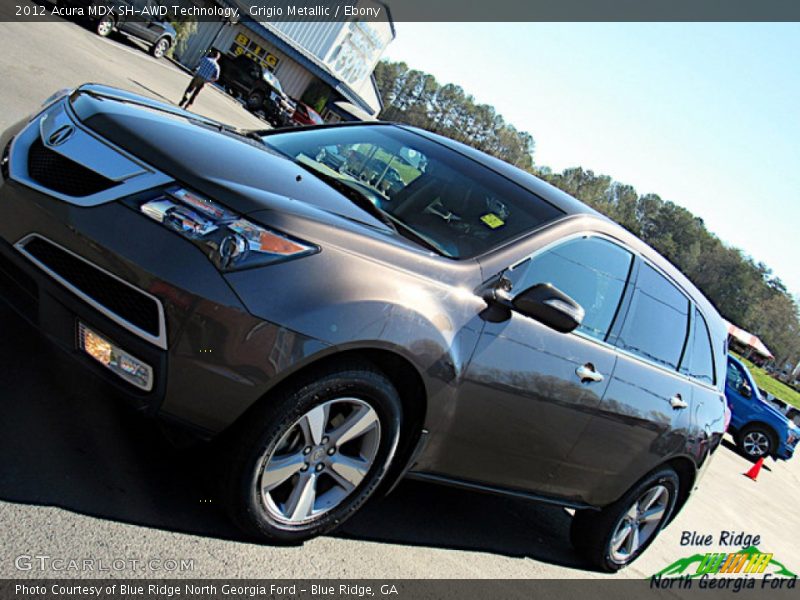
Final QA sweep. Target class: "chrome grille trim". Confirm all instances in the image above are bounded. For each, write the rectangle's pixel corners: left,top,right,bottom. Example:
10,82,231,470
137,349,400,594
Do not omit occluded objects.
7,99,172,206
14,233,168,350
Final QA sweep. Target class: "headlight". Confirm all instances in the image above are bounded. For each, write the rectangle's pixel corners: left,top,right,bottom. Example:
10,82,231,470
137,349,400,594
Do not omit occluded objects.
138,188,318,271
788,428,799,445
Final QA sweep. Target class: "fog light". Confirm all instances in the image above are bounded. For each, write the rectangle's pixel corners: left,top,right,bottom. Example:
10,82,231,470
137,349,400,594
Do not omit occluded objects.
78,323,154,391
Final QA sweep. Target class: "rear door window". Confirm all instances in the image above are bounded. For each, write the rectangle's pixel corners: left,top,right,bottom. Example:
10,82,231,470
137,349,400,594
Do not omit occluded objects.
614,263,690,370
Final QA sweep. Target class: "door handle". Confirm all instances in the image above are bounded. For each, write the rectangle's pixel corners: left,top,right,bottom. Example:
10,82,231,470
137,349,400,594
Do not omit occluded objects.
670,394,688,409
576,363,604,383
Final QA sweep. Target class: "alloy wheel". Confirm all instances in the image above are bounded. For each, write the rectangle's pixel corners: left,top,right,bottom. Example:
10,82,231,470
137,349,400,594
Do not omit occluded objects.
258,398,381,524
608,484,670,563
97,17,113,37
743,431,770,457
154,39,169,58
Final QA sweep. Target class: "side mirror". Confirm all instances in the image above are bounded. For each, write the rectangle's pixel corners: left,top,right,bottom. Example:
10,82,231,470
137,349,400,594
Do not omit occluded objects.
738,382,752,398
512,283,585,333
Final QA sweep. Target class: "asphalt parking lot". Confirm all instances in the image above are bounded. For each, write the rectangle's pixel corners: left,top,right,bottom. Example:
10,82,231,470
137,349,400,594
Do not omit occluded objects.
1,16,799,581
0,9,263,131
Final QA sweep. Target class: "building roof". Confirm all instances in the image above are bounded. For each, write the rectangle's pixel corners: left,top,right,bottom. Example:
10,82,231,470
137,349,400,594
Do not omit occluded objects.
329,100,378,121
727,321,774,359
242,20,382,116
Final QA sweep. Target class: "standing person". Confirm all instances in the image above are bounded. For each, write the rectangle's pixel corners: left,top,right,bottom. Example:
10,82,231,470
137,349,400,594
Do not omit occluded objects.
179,50,221,110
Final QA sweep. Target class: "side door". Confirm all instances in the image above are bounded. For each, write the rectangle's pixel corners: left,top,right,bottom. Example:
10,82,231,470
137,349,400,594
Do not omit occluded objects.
140,0,167,43
238,59,262,94
118,0,149,39
681,308,727,465
565,261,694,506
445,235,634,497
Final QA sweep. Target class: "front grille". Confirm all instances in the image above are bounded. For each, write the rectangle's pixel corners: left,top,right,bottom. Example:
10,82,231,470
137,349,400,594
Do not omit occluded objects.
27,138,118,197
21,237,161,338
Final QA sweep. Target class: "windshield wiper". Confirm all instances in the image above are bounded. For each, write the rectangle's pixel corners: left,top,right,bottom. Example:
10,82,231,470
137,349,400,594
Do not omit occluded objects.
255,145,446,255
304,167,398,231
305,167,447,255
380,213,448,255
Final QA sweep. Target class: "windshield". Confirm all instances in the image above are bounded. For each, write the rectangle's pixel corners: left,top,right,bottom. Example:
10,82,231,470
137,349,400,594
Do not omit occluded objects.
260,125,563,258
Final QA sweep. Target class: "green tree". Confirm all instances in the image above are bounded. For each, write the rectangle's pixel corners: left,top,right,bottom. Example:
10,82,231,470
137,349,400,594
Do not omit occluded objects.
168,18,197,61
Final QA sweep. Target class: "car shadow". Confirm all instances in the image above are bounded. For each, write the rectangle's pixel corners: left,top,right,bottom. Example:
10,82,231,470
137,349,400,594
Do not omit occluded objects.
0,305,587,570
336,482,583,567
721,439,773,470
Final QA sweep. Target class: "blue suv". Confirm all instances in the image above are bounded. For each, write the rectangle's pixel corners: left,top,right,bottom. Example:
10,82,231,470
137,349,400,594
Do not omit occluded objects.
725,356,800,461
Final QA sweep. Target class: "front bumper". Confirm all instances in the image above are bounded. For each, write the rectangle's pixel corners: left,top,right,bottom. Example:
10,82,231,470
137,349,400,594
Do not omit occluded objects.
777,436,797,460
0,102,326,436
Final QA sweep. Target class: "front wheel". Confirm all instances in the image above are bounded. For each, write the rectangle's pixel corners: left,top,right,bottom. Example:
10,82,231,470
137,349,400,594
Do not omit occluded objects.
570,467,679,572
221,361,402,542
150,37,170,59
246,91,265,112
95,15,114,37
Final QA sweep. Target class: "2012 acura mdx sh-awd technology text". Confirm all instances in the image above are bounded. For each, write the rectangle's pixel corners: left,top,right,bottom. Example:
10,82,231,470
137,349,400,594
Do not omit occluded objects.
0,86,729,571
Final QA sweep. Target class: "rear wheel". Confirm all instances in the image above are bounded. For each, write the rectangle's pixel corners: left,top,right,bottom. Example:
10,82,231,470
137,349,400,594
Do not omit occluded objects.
570,467,679,572
151,37,170,59
95,15,114,37
737,425,774,460
220,361,402,542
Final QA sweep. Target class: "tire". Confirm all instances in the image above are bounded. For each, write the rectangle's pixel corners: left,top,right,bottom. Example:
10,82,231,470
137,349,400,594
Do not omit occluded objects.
570,467,679,572
246,91,265,112
220,360,402,543
95,15,114,37
150,37,170,59
736,425,775,460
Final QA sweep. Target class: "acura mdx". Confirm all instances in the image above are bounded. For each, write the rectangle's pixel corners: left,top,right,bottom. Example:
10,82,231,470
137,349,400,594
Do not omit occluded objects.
0,86,729,571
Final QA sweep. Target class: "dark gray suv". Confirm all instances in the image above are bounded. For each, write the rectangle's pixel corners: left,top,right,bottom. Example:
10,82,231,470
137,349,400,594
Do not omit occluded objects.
57,0,175,59
0,85,729,571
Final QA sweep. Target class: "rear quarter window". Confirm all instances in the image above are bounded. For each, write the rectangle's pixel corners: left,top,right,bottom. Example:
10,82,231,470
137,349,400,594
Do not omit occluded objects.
680,309,716,385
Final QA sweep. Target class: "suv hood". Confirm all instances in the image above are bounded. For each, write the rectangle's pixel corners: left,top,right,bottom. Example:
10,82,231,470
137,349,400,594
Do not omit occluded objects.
68,85,387,229
757,396,793,424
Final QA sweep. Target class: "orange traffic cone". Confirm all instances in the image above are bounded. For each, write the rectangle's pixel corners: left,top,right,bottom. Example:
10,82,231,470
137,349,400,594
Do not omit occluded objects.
744,457,765,481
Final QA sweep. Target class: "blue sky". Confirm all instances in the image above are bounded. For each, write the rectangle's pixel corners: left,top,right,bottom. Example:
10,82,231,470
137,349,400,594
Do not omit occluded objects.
384,23,800,298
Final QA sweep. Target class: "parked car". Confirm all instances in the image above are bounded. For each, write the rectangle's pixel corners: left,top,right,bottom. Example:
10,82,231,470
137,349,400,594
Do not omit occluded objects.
57,0,175,59
357,158,405,198
216,54,295,126
314,145,347,171
291,102,325,127
725,356,800,460
0,85,730,572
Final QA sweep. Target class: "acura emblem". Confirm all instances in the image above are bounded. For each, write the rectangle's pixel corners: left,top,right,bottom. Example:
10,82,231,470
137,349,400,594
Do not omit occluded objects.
47,125,74,146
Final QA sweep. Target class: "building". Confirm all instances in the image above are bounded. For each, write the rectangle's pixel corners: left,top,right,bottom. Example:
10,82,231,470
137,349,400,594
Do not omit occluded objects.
175,0,394,121
726,321,774,365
